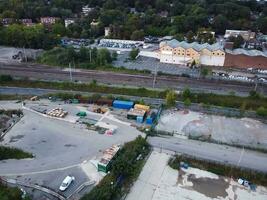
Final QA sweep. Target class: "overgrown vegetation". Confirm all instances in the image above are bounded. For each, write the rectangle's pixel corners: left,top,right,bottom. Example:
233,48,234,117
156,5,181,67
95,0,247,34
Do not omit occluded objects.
81,136,150,200
0,146,33,161
0,184,29,200
169,155,267,187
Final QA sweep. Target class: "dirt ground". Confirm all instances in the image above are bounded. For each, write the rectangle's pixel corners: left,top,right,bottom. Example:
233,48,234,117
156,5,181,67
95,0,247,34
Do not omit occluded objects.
126,151,267,200
156,109,267,150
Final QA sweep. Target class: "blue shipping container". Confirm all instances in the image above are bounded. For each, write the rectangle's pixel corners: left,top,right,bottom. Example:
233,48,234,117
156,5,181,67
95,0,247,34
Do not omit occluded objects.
136,116,143,123
113,100,134,109
146,117,153,125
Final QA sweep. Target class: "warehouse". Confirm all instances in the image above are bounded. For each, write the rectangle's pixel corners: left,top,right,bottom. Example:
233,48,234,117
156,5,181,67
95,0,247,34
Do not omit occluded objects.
159,39,225,66
224,49,267,69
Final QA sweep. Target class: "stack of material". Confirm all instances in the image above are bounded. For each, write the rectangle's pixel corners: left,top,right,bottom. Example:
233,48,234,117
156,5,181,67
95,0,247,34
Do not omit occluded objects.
98,145,120,173
134,104,150,112
127,108,146,120
47,108,68,118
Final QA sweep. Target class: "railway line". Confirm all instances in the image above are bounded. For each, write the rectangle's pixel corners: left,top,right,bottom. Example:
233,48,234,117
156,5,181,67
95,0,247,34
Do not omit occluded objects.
0,63,265,96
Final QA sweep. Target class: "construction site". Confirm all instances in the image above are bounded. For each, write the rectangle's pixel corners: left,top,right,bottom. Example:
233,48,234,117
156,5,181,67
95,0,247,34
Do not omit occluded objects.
156,109,267,150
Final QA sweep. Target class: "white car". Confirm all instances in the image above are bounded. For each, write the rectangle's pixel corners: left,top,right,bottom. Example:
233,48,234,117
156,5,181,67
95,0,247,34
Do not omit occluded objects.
59,176,75,191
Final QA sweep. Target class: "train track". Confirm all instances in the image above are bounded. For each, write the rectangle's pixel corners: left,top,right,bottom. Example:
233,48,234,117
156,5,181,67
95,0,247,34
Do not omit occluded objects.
0,63,265,96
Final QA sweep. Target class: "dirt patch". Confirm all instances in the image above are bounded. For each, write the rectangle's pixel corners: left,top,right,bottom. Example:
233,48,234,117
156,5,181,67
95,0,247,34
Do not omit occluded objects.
188,174,229,198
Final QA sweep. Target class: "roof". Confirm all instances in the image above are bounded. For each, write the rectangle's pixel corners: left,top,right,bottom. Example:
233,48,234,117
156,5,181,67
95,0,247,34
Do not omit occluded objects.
63,176,72,184
113,100,134,106
161,39,224,52
225,48,267,57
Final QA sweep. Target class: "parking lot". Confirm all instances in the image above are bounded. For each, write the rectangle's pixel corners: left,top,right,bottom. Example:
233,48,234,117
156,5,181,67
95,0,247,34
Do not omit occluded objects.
0,99,144,199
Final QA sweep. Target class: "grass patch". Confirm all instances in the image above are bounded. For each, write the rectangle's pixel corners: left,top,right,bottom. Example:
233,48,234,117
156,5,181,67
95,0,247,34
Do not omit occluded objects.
81,136,150,200
169,155,267,186
0,146,33,161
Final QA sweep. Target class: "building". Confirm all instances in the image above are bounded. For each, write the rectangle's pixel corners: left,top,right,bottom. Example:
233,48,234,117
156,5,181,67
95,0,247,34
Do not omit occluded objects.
105,27,111,37
159,39,225,66
224,30,255,41
82,5,93,16
1,18,14,26
40,17,58,25
64,19,75,27
19,19,34,26
224,49,267,69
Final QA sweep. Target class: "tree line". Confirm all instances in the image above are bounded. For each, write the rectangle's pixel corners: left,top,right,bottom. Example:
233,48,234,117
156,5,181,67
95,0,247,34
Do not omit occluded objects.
0,0,266,45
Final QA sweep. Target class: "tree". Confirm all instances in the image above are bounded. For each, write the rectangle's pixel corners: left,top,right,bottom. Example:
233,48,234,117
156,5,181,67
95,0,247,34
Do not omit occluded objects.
182,88,192,100
200,67,209,78
165,90,177,107
129,48,139,60
130,30,145,40
184,98,191,107
228,35,244,49
97,48,112,65
111,51,118,61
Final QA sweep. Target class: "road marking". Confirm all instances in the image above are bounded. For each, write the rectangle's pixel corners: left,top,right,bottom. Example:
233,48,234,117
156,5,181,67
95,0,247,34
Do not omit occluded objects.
0,163,81,177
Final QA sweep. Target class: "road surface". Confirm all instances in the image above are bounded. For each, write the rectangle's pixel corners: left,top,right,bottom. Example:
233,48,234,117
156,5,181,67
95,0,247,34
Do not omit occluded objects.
148,136,267,173
1,62,265,96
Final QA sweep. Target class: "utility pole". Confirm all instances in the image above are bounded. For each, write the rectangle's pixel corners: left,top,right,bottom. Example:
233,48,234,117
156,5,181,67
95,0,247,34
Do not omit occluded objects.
69,62,73,82
153,63,158,89
89,49,92,63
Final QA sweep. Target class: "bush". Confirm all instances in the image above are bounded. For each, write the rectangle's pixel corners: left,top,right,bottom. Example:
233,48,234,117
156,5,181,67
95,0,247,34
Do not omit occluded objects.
256,107,267,117
0,75,13,82
0,146,33,160
0,184,24,200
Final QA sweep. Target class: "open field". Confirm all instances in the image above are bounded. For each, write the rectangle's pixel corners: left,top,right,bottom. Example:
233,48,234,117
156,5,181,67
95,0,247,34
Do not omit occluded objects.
156,109,267,150
126,151,267,200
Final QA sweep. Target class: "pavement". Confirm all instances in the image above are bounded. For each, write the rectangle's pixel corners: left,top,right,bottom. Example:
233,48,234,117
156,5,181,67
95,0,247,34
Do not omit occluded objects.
0,100,144,199
148,136,267,173
126,151,267,200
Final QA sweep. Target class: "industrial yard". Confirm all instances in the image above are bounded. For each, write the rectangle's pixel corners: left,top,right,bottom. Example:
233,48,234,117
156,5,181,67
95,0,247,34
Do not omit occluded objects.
126,151,267,200
0,98,147,199
156,109,267,150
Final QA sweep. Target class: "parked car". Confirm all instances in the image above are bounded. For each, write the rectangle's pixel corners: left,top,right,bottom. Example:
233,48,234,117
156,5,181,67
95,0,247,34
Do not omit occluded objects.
238,178,250,187
59,176,75,191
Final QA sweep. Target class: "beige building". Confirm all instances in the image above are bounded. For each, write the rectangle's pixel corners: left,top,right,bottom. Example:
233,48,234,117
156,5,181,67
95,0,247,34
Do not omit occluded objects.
224,30,255,41
159,39,225,66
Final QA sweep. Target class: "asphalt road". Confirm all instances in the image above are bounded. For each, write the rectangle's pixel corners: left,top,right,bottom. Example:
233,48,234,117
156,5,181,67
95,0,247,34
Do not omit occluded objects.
148,136,267,173
1,62,265,96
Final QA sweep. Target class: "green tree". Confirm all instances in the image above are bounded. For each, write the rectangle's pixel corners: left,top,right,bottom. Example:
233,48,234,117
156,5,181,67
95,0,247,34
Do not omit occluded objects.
129,48,139,60
228,35,244,49
165,90,177,107
184,98,191,107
